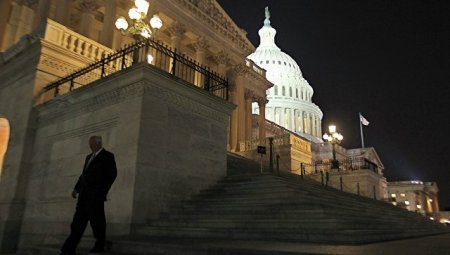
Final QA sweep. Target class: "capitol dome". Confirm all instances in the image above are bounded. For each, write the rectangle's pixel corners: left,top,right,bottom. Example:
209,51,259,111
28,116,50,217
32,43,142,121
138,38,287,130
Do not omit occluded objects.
247,7,323,142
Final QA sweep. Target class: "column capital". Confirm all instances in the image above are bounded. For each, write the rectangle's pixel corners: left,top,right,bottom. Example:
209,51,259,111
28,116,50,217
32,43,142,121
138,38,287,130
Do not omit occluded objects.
192,37,210,52
257,97,269,107
17,0,38,8
232,63,248,76
245,89,257,101
78,0,99,14
213,50,231,66
167,22,186,37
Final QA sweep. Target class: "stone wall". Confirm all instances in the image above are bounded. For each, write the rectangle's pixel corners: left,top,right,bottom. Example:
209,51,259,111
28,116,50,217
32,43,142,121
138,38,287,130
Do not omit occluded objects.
14,63,234,251
0,38,41,253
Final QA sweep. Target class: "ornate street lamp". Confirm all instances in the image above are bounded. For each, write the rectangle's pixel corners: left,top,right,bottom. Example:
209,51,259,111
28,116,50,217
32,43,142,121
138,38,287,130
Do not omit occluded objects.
115,0,163,63
323,125,343,170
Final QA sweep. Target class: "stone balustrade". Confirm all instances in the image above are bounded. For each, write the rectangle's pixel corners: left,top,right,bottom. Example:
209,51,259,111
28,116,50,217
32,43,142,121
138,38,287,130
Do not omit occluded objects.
44,19,113,61
239,134,291,152
245,59,266,77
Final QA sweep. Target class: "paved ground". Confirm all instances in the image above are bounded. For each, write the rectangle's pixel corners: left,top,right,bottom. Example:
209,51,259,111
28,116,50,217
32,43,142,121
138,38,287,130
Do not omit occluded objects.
16,233,450,255
200,233,450,255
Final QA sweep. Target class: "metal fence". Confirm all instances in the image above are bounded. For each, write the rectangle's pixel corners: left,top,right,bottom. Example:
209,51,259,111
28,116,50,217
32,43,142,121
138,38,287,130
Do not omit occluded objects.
42,38,228,100
313,158,379,173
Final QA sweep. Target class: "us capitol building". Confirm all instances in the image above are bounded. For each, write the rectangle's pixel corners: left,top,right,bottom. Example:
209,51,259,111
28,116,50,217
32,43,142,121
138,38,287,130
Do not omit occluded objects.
248,8,323,143
0,0,443,253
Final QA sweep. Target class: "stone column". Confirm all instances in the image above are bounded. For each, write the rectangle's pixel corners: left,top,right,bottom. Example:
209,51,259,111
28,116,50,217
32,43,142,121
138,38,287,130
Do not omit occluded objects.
54,0,71,26
304,112,309,134
228,64,247,151
289,108,295,132
228,85,238,151
192,37,209,88
167,22,186,73
78,0,99,38
0,0,13,49
12,0,36,42
258,98,267,144
245,90,253,141
168,22,186,51
32,0,50,32
99,0,117,47
311,115,316,137
213,50,230,77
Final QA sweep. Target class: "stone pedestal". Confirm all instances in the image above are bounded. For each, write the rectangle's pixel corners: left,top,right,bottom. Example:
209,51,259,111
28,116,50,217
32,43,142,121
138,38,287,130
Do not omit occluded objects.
10,64,233,251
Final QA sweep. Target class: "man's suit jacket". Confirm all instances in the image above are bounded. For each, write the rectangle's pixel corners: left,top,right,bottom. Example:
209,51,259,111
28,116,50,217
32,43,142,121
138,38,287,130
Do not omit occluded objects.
74,149,117,202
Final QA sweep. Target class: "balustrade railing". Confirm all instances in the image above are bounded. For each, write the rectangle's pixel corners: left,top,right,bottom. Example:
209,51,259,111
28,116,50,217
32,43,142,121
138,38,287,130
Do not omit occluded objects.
239,134,290,152
42,37,228,101
245,59,266,77
45,20,113,62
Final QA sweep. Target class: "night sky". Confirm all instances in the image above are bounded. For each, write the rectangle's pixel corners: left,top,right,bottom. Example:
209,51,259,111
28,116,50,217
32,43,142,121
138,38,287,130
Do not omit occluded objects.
217,0,450,209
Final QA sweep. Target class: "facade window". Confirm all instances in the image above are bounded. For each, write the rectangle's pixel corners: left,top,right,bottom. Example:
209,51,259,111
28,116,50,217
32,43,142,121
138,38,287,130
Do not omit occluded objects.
296,89,298,98
266,60,269,64
282,86,285,96
274,86,278,95
289,87,292,97
0,118,10,178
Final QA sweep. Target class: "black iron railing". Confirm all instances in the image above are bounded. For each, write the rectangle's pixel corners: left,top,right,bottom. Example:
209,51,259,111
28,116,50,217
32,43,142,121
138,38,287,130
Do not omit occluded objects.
42,38,228,100
313,158,379,173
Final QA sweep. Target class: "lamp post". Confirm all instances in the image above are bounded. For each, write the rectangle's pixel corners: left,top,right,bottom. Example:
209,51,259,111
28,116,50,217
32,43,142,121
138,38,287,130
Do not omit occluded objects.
322,125,343,170
115,0,163,63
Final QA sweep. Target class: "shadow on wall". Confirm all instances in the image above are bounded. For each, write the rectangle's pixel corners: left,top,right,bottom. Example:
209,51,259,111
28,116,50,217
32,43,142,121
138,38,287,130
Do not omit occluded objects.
0,117,10,180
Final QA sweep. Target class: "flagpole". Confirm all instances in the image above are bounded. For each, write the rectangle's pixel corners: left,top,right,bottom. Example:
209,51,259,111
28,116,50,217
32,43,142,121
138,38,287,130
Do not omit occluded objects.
359,112,365,148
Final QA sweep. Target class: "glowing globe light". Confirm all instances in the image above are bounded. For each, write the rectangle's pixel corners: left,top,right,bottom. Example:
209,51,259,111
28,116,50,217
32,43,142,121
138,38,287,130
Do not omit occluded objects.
135,0,149,15
128,7,141,20
115,17,129,30
150,15,163,29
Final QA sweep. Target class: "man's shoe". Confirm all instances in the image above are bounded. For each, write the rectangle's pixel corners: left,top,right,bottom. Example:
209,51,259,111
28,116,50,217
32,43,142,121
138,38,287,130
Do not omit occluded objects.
89,246,104,253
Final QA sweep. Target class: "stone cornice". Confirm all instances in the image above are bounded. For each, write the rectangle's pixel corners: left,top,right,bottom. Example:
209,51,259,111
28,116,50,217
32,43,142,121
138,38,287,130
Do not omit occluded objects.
36,65,234,126
171,0,254,54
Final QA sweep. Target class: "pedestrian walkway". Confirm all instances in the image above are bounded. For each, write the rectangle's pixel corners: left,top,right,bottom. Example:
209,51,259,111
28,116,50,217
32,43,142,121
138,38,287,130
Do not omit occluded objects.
28,233,450,255
199,233,450,255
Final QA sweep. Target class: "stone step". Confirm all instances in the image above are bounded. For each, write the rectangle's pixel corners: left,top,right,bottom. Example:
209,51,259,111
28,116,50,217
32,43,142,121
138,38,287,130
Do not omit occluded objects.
136,226,445,244
159,205,427,225
146,218,437,231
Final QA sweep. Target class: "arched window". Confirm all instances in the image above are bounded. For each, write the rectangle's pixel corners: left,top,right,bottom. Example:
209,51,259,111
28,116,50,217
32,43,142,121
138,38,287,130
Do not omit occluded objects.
274,86,278,95
0,118,10,179
296,89,298,98
282,86,286,96
289,87,292,97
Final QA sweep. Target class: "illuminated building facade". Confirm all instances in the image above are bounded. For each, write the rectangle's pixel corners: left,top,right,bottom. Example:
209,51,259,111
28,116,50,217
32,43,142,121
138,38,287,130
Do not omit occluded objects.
248,8,323,143
0,0,272,252
388,181,441,219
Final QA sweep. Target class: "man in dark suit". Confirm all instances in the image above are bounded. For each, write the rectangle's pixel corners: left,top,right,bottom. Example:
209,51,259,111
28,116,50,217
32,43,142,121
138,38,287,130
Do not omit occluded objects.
61,136,117,255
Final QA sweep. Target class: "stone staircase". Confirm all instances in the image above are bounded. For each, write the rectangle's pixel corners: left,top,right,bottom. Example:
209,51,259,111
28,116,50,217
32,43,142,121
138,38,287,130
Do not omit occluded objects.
136,174,447,244
28,153,449,254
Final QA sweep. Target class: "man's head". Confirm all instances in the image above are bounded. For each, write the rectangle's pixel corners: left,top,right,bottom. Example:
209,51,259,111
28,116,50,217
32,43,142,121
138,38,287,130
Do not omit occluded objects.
89,136,103,153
